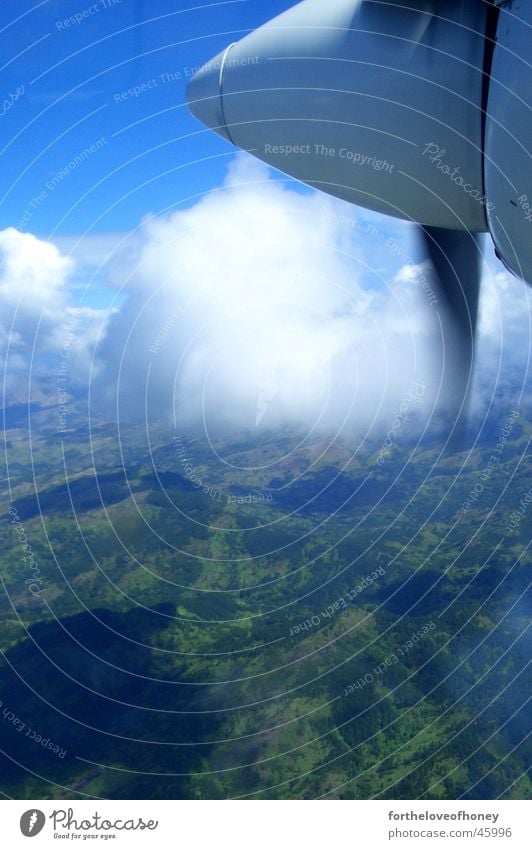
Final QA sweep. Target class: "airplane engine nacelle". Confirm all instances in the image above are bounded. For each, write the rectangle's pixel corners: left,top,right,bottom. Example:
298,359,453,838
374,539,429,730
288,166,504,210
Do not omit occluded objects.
187,0,490,231
484,0,532,283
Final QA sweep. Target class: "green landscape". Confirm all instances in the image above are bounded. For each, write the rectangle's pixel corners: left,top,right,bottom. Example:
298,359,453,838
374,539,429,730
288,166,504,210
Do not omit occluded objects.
0,400,530,800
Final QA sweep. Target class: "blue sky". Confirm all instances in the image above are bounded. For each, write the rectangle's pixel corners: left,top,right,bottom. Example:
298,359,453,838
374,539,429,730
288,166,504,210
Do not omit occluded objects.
1,0,292,236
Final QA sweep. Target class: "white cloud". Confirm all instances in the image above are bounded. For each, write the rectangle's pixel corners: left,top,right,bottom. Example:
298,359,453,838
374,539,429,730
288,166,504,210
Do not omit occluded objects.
92,155,444,436
0,228,107,402
478,265,531,343
0,227,71,311
2,156,529,433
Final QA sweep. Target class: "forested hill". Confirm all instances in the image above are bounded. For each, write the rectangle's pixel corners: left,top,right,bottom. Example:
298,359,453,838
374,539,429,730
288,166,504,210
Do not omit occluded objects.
1,405,530,799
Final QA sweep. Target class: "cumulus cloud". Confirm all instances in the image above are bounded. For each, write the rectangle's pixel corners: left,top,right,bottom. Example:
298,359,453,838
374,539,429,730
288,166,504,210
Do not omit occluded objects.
0,228,106,403
92,155,448,437
3,155,529,435
478,266,531,345
0,227,72,348
88,154,532,437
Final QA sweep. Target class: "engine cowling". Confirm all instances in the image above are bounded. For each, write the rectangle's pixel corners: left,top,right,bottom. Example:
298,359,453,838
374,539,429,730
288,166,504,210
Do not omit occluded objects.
484,0,532,283
187,0,490,231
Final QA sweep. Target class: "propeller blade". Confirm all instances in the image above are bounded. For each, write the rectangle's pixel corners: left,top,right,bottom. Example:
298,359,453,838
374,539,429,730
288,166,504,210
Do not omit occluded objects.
419,226,481,422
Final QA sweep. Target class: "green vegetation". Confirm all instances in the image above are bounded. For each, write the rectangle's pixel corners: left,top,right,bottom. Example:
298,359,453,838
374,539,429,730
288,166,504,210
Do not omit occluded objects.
0,406,530,799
